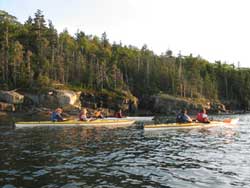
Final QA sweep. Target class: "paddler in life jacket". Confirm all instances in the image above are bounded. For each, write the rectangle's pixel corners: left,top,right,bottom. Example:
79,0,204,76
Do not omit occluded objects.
51,108,66,122
176,109,193,123
93,108,104,119
114,109,123,118
196,108,210,123
79,108,90,121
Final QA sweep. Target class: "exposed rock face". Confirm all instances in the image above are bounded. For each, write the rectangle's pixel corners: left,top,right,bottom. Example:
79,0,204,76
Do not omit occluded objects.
80,91,138,112
210,102,226,113
152,94,194,114
23,90,81,109
0,102,15,112
151,94,226,114
21,89,138,114
0,90,24,104
55,90,81,107
0,91,24,112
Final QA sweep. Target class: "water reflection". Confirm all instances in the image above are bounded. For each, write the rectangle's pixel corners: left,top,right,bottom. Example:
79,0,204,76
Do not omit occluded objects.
0,115,250,187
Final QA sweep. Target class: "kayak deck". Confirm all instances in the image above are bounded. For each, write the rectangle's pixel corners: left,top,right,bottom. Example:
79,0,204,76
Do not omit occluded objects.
15,119,135,128
144,119,239,130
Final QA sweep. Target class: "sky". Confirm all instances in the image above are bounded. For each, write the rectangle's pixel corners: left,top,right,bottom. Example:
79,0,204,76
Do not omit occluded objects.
1,0,250,67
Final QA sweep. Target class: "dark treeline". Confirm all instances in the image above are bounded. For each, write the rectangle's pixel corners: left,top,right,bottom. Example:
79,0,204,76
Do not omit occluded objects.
1,10,250,109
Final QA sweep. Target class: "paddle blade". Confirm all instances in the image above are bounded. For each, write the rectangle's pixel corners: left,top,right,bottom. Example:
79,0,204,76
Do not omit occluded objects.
223,118,232,123
223,118,239,124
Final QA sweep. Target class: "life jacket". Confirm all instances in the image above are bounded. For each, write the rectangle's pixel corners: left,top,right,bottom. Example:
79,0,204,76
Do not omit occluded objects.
176,113,185,123
51,111,63,121
79,112,83,120
79,113,87,121
196,112,205,122
94,111,101,117
115,112,122,118
51,112,57,121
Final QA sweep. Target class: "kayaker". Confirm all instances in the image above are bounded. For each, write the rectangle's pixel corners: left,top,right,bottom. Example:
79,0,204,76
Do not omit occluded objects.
94,108,104,119
176,109,193,123
196,108,210,123
79,108,90,121
114,109,123,118
51,108,66,122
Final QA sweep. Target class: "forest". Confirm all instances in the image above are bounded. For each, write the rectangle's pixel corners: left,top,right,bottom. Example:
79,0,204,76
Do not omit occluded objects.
1,9,250,110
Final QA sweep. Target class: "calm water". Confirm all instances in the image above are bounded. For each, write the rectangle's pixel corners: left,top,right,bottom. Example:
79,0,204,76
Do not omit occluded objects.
0,114,250,188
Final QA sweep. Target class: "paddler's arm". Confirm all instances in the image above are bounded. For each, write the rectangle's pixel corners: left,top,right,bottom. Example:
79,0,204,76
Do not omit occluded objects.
184,114,193,123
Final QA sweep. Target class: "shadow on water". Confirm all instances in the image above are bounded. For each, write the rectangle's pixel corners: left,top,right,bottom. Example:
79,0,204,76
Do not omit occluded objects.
0,114,250,187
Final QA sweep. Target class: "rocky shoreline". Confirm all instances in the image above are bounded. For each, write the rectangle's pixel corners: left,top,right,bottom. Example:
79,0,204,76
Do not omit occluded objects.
0,89,138,126
0,90,246,126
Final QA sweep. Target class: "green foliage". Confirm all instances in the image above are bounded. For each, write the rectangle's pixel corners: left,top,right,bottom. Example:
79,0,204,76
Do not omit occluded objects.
36,75,51,88
1,10,250,110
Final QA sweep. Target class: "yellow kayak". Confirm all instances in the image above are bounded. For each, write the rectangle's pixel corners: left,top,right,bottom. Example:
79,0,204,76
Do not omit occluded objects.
15,119,135,128
144,118,239,130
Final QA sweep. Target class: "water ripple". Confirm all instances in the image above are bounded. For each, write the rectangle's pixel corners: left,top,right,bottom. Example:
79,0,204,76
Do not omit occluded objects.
1,114,250,187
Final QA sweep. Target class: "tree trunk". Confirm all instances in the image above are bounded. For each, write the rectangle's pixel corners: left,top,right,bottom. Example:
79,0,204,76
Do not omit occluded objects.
4,26,9,82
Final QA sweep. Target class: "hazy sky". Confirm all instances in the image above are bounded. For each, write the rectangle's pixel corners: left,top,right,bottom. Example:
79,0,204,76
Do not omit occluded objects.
1,0,250,67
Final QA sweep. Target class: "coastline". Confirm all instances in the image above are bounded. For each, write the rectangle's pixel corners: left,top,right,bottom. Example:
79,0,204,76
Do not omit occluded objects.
0,108,247,127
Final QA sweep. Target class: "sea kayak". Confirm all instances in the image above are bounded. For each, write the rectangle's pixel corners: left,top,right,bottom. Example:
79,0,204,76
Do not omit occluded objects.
15,119,135,128
144,118,239,130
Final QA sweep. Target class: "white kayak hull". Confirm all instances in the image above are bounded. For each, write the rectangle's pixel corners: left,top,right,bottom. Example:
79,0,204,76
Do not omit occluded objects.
144,118,239,130
15,120,135,128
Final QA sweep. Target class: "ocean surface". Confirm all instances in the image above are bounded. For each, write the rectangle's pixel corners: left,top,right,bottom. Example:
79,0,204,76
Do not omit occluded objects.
0,114,250,188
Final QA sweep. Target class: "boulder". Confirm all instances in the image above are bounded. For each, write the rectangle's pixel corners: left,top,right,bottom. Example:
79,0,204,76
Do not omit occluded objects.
151,94,227,114
62,104,81,114
55,90,81,107
22,90,81,109
0,90,24,104
0,102,15,112
210,102,227,113
152,94,190,114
